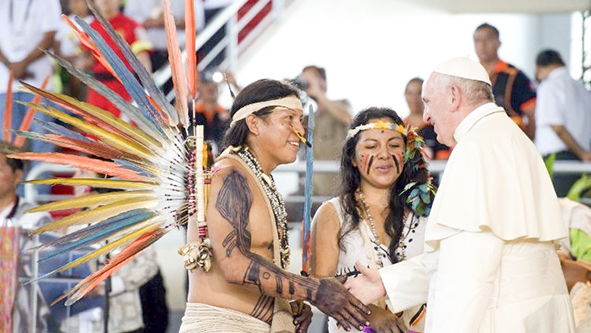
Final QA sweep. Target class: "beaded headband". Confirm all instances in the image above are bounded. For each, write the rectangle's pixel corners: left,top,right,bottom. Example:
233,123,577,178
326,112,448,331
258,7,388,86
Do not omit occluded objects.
229,96,303,127
346,120,407,139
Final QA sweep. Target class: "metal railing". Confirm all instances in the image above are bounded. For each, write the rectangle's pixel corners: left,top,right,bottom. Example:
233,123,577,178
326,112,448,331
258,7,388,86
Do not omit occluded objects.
153,0,287,101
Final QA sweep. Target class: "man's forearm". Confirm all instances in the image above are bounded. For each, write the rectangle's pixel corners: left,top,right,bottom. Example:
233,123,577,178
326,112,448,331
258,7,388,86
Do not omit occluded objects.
552,125,589,159
21,31,56,66
315,95,351,125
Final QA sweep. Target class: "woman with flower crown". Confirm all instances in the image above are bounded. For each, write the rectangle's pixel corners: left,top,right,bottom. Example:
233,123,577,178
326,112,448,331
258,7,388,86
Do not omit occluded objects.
311,107,435,333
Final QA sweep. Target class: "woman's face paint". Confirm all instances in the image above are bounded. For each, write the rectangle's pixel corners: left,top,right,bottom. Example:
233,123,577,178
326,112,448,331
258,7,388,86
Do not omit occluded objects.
366,155,375,175
392,152,403,174
353,118,406,189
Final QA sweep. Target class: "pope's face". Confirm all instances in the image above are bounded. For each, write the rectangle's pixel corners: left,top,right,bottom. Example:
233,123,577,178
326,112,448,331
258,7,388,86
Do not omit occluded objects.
0,155,21,201
422,76,455,146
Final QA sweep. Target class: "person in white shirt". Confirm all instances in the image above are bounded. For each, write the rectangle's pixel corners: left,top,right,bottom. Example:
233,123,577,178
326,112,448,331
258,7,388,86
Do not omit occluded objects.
534,49,591,196
345,56,576,333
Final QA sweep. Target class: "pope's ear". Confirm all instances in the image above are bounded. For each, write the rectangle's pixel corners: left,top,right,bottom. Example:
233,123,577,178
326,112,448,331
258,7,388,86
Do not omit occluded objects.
245,114,260,136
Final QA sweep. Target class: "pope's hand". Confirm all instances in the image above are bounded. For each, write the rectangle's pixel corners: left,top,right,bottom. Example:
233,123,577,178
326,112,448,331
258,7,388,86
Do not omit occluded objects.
344,261,387,305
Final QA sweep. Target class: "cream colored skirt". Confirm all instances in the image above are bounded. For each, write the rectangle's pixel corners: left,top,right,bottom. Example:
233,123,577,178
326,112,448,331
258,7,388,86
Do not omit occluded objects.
179,302,270,333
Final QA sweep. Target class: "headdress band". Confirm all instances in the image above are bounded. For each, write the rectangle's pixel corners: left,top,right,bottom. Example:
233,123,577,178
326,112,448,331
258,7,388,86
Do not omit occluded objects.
346,120,407,139
230,96,303,127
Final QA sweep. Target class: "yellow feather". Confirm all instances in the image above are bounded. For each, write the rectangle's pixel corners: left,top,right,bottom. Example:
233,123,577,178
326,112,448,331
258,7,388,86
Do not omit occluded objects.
56,93,164,151
30,196,159,235
56,223,160,273
21,103,155,161
24,178,157,190
26,190,154,213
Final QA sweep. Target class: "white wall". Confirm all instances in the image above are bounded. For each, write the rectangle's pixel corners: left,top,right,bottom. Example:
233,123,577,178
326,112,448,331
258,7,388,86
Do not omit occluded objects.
235,0,574,118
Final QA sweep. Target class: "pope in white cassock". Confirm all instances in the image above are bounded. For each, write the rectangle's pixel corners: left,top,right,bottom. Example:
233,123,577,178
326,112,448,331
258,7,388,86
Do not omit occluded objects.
345,57,576,333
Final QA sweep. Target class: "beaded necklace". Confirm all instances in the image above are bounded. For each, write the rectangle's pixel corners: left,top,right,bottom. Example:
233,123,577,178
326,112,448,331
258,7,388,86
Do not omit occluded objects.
356,189,407,262
237,147,290,269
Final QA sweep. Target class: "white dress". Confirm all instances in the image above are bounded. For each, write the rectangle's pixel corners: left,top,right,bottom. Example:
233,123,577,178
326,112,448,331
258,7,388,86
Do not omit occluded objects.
321,197,428,333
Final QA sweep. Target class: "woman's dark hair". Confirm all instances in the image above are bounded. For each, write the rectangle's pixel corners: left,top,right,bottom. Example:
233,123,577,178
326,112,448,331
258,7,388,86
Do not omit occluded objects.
223,79,300,150
337,107,429,264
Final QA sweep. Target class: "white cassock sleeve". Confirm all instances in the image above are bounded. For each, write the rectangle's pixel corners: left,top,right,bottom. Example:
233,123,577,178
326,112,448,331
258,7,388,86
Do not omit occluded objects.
379,251,436,313
427,230,504,332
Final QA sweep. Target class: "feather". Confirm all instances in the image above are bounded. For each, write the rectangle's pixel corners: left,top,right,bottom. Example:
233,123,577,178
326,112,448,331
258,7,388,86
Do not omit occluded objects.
33,119,91,142
20,103,155,161
8,152,155,182
26,190,153,213
61,14,119,81
13,76,50,148
85,1,180,127
185,0,198,99
38,214,158,263
74,17,164,130
54,223,160,275
23,178,157,190
44,51,170,142
29,195,159,235
20,82,163,152
62,227,166,306
12,131,141,163
29,209,155,250
4,70,13,142
163,0,189,127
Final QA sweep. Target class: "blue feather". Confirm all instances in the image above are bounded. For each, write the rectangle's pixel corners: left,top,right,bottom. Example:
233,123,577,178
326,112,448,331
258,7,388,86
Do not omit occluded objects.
45,51,167,139
114,159,157,178
74,17,164,132
38,210,157,262
33,119,92,142
84,3,179,126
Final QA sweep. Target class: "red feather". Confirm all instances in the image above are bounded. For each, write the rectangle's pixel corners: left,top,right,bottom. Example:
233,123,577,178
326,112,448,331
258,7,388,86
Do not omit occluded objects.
185,0,198,99
164,0,189,127
58,228,166,306
4,70,14,143
7,152,154,182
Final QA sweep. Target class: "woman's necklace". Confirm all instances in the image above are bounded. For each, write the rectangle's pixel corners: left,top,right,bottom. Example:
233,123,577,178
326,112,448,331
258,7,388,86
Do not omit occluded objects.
357,189,406,262
237,147,290,269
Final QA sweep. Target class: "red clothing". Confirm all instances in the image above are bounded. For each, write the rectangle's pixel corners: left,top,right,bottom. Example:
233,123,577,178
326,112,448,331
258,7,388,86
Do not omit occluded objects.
86,14,150,118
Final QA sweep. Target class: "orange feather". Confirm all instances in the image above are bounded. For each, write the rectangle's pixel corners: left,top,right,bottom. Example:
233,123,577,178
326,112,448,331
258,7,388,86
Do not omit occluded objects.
13,76,50,148
7,152,154,182
185,0,198,99
163,0,189,127
3,70,14,142
59,228,165,305
61,14,120,83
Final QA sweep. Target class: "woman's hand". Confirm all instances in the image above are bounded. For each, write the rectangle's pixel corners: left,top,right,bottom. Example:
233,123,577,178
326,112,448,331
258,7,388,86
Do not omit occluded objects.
366,304,407,333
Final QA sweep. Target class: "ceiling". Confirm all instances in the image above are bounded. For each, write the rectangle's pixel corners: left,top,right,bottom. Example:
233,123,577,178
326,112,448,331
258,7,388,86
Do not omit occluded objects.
410,0,591,14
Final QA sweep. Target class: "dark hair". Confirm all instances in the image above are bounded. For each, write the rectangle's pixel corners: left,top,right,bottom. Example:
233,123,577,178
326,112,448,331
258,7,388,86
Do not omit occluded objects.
536,49,565,67
337,107,429,263
303,65,327,82
0,142,24,172
404,77,423,93
222,79,300,149
475,23,499,40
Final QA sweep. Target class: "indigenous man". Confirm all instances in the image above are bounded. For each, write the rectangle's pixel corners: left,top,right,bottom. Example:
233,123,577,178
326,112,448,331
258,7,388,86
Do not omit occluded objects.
345,57,576,332
180,79,370,333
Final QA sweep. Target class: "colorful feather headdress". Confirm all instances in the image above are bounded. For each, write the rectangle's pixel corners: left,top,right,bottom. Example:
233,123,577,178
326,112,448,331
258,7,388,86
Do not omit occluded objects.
7,0,212,305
